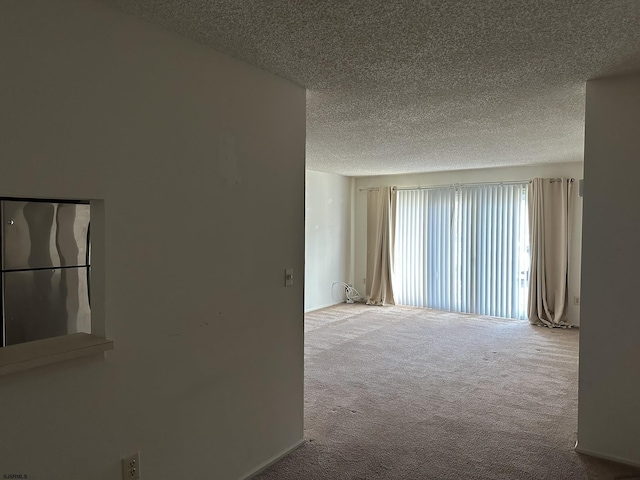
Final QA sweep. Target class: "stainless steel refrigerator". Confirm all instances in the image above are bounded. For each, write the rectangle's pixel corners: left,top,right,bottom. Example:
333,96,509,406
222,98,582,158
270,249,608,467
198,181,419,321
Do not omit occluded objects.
1,200,91,347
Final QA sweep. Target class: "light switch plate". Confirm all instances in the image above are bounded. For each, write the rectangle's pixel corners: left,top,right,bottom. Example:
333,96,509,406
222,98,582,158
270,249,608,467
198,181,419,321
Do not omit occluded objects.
285,268,294,287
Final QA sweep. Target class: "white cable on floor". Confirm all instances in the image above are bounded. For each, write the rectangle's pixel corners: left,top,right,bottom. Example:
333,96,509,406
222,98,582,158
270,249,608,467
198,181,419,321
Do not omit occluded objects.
332,282,364,304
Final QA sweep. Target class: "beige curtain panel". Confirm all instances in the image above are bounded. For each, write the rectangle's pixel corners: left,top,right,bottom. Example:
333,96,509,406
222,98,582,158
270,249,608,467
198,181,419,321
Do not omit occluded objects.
366,187,396,305
528,178,574,327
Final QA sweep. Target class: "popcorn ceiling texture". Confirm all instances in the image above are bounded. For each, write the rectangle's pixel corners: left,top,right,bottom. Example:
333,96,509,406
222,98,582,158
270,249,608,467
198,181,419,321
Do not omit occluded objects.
103,0,640,176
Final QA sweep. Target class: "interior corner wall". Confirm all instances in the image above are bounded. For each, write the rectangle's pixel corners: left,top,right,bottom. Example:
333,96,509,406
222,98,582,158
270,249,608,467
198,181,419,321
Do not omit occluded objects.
354,162,584,325
0,1,305,478
577,72,640,467
305,170,352,312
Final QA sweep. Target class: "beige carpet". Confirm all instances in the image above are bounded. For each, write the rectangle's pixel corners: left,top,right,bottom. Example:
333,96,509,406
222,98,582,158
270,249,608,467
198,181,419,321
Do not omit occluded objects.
255,304,640,480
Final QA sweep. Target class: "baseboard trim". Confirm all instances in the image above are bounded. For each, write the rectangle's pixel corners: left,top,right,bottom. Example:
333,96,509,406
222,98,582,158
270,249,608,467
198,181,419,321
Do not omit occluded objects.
239,438,305,480
304,301,345,313
575,444,640,468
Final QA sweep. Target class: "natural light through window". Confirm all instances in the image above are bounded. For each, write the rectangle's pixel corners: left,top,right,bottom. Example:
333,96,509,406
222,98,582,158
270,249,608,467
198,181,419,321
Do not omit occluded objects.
394,183,529,320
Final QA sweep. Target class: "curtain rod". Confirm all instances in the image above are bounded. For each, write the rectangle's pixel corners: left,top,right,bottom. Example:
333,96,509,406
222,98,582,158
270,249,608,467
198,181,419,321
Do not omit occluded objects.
359,178,575,192
549,178,575,183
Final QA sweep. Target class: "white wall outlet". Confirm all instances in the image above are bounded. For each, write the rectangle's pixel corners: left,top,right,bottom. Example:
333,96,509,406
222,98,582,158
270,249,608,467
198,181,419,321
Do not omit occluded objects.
573,296,580,305
122,452,140,480
285,268,294,287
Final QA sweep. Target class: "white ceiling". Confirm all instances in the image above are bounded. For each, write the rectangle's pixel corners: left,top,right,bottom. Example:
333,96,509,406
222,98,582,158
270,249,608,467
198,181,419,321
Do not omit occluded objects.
103,0,640,177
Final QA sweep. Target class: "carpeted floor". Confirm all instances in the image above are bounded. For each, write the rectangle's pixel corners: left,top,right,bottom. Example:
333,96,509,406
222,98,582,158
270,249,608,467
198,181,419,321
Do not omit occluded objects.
255,304,640,480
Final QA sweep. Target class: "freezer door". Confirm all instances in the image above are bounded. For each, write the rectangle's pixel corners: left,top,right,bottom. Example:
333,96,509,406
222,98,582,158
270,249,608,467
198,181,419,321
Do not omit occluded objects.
2,200,90,271
3,267,91,346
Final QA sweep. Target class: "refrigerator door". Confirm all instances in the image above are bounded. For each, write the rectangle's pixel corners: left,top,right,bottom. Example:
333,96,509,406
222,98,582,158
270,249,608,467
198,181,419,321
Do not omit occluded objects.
3,267,91,346
2,200,90,271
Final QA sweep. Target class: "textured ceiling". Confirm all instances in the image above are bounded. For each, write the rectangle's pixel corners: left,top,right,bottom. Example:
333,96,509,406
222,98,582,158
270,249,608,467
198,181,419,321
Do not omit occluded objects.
103,0,640,176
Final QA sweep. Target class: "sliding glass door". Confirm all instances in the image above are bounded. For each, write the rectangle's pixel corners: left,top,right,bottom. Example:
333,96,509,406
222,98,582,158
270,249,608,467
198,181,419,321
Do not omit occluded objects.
394,183,529,320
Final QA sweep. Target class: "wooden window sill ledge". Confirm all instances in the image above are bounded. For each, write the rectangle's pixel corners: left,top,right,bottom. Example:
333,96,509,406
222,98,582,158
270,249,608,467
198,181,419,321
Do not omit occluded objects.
0,333,113,376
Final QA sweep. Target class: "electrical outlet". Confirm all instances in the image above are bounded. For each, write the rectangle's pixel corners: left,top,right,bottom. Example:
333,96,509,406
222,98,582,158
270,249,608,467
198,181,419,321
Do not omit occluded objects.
573,296,580,305
122,452,140,480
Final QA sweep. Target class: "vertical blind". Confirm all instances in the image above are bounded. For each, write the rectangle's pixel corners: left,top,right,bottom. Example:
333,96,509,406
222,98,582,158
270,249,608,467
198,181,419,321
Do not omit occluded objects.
395,187,455,310
395,183,529,319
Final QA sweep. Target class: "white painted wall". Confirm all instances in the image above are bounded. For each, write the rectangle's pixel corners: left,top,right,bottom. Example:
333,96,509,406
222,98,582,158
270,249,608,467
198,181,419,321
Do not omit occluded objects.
0,1,305,479
354,162,584,324
305,171,353,312
577,72,640,467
